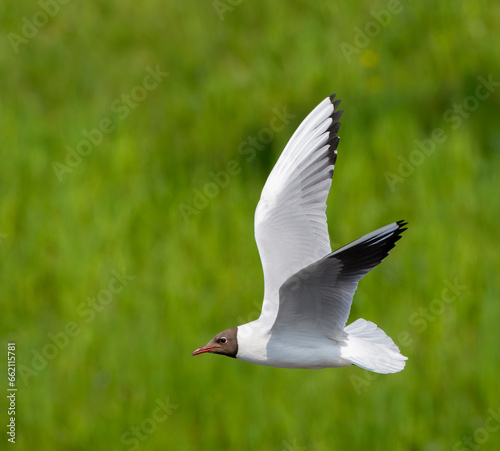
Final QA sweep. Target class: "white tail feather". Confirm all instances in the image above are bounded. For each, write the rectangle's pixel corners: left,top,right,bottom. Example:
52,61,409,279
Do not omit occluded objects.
342,319,407,374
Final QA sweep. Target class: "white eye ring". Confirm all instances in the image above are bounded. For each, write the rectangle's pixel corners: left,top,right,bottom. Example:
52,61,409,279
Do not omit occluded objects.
220,337,227,344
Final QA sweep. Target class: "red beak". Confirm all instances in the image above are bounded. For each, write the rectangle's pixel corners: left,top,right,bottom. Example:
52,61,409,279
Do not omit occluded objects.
192,345,216,356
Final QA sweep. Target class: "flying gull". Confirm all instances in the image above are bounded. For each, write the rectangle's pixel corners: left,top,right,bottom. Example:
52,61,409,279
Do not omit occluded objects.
192,94,408,373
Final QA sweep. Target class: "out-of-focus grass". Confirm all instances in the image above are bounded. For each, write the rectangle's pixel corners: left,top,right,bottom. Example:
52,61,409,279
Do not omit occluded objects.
1,1,499,450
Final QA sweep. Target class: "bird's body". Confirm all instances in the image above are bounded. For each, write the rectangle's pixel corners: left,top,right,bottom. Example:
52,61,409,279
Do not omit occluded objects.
192,94,408,374
237,322,349,369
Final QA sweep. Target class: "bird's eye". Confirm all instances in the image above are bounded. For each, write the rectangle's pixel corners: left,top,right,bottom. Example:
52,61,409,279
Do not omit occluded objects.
219,337,227,344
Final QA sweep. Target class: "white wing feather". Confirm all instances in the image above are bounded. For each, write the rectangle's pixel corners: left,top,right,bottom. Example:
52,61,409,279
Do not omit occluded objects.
271,221,407,340
254,95,343,327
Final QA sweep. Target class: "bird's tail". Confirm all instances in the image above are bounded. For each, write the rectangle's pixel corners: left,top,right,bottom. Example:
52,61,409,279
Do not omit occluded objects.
341,318,407,374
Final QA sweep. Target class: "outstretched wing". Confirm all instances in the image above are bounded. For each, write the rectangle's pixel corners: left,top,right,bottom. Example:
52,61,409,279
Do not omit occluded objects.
254,95,343,327
271,221,407,340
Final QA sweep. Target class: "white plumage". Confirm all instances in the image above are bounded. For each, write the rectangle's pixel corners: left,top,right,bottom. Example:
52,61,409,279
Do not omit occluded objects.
193,94,408,374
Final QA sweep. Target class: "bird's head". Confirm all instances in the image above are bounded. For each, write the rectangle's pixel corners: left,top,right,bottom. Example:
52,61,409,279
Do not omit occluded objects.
192,327,238,358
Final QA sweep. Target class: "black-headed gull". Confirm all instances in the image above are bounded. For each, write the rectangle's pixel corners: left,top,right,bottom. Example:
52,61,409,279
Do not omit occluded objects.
192,95,408,373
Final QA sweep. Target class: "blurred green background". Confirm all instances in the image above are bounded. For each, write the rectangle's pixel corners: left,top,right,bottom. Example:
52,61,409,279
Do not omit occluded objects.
1,1,499,450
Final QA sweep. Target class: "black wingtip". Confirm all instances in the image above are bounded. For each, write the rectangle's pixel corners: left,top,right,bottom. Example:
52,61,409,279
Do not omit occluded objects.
331,109,344,123
329,222,408,274
329,94,342,111
325,95,343,171
396,220,408,233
